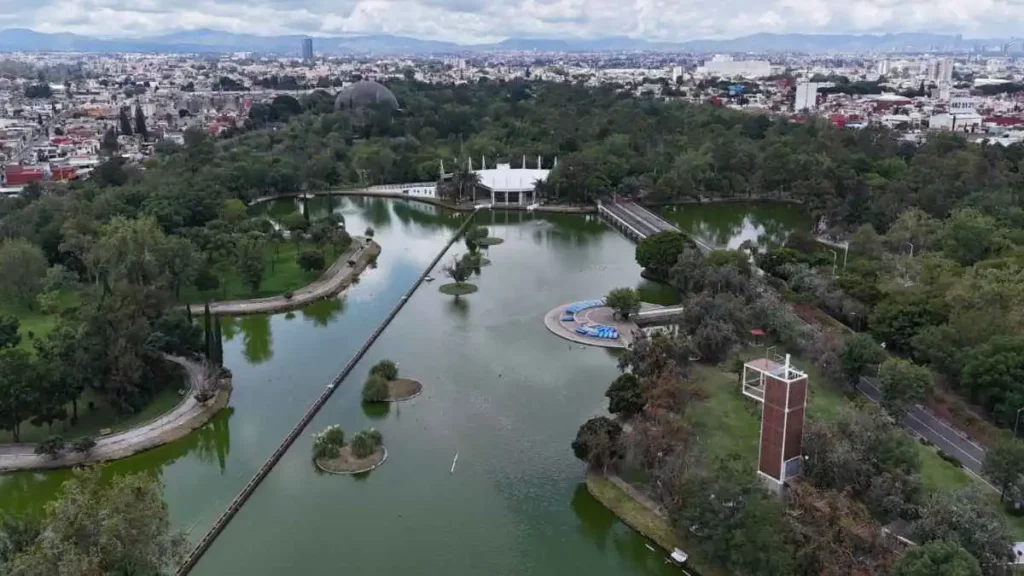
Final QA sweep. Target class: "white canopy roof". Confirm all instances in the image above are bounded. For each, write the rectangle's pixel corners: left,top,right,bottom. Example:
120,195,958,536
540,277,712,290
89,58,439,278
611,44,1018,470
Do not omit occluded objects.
475,164,549,192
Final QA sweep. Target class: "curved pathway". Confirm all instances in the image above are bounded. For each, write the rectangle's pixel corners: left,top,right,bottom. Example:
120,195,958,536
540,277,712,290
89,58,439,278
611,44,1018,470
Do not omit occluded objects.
0,356,228,472
199,239,380,316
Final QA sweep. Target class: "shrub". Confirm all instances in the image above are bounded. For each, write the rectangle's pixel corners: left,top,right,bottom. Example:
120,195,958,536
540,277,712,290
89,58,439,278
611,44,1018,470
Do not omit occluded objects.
194,390,214,404
283,291,294,300
936,449,964,468
35,436,65,458
297,249,326,272
312,425,345,460
350,429,383,458
364,226,375,238
72,437,97,454
369,359,399,381
362,375,390,402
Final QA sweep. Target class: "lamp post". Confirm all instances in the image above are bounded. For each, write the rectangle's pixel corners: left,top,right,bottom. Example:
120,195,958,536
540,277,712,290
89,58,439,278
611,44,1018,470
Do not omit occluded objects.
827,249,838,278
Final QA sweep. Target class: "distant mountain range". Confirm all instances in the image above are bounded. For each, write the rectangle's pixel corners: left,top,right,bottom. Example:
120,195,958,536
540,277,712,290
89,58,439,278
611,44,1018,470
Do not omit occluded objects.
0,28,1003,55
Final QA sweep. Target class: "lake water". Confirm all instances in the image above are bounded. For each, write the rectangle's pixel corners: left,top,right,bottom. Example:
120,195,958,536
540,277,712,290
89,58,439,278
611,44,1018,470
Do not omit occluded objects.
0,197,808,576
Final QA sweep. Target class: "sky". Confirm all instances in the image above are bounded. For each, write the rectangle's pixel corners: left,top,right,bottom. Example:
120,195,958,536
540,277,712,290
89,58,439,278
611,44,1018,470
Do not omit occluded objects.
0,0,1020,43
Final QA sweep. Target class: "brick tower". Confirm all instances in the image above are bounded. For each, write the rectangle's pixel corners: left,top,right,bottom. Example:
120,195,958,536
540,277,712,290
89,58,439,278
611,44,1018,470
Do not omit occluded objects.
741,353,808,493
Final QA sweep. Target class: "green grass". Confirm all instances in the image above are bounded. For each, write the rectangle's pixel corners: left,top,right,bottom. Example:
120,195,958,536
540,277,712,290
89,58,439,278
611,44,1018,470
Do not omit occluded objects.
0,385,183,444
586,474,725,576
181,240,349,304
0,290,80,352
478,237,504,246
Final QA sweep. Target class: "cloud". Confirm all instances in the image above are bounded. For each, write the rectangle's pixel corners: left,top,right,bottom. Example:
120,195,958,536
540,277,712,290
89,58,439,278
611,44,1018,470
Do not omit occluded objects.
4,0,1024,42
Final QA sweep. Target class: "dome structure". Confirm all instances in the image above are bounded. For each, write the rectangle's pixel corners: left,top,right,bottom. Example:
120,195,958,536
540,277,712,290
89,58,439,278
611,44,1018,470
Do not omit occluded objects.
334,81,399,111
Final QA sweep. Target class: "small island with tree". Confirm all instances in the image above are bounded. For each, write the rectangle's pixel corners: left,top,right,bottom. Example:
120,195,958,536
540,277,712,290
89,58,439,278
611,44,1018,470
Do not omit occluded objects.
361,359,422,402
312,424,386,475
438,253,480,296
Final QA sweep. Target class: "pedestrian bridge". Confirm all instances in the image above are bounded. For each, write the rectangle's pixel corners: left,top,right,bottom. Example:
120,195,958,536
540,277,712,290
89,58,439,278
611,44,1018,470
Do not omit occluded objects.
633,304,685,325
597,200,713,252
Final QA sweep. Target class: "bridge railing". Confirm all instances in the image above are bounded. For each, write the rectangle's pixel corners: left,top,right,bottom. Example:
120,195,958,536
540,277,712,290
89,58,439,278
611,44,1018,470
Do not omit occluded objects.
174,213,478,575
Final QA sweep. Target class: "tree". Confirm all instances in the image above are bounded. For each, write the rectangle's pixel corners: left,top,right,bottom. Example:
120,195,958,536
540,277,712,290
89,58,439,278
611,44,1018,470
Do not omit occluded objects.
118,107,133,137
868,292,948,356
362,375,390,402
0,240,48,307
636,231,690,280
961,336,1024,426
134,105,148,140
676,458,794,576
983,439,1024,503
71,436,97,455
878,358,932,419
891,541,981,576
605,287,641,319
605,373,643,416
0,348,39,443
911,488,1014,570
33,325,89,423
235,236,266,295
369,359,399,381
0,315,20,350
100,128,118,154
571,416,623,471
839,333,885,387
1,467,187,575
940,208,1003,266
34,436,64,459
282,212,309,242
441,257,471,285
350,429,383,458
297,249,325,272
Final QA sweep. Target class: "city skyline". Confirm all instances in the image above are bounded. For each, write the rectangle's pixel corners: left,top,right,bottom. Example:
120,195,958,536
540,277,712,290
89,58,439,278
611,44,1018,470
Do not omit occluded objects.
0,0,1022,46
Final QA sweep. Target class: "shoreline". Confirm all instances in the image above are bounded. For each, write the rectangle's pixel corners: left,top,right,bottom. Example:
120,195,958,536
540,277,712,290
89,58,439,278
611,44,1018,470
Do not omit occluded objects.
191,239,380,316
0,356,230,472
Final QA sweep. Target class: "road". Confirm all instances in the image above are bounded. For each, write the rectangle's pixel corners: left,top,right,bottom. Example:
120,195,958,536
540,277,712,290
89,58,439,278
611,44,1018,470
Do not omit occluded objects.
0,355,221,472
859,376,988,475
198,239,378,316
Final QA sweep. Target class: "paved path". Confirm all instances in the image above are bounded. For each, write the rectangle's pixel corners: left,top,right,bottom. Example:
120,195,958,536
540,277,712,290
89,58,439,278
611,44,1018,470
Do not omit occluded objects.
199,239,379,316
858,376,988,475
0,356,225,472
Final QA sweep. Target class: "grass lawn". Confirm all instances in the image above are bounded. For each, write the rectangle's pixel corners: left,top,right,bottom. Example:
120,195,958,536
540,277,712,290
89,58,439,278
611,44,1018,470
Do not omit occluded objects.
586,474,724,576
0,385,183,444
181,240,349,304
0,290,80,352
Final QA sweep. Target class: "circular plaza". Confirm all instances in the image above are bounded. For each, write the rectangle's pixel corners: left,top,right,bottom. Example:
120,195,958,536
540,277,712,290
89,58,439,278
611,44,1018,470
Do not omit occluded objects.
543,298,639,349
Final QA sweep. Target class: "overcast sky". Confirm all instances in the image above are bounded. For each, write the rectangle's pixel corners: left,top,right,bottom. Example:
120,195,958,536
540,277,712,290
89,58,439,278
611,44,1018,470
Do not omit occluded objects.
0,0,1019,42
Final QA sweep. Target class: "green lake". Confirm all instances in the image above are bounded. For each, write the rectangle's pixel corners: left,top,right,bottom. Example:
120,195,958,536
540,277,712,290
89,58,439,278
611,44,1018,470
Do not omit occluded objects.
0,197,808,575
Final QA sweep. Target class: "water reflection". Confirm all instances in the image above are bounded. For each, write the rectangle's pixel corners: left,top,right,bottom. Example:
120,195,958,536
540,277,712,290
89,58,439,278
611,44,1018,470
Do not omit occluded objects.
571,483,615,551
301,297,346,327
189,407,234,474
239,315,273,364
660,203,809,250
361,401,391,420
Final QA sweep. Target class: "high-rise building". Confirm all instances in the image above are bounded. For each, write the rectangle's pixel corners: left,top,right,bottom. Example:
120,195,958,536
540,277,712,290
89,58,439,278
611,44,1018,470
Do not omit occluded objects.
302,38,314,62
933,58,953,85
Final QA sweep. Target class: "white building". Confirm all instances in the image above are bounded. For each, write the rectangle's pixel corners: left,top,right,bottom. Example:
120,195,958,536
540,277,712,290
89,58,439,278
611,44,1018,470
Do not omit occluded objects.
794,82,826,111
698,55,771,79
932,58,953,85
930,89,983,133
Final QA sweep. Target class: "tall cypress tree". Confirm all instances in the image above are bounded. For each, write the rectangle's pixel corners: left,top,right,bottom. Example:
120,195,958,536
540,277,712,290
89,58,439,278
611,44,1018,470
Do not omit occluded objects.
134,105,149,141
118,107,133,136
213,315,223,366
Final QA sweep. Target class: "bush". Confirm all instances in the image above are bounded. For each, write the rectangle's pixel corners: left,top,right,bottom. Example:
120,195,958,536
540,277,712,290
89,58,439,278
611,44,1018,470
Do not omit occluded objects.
35,436,65,458
283,291,294,300
350,429,383,458
936,449,964,468
369,359,399,381
362,375,390,402
297,249,326,272
72,437,97,454
312,424,345,460
364,226,375,238
194,390,214,404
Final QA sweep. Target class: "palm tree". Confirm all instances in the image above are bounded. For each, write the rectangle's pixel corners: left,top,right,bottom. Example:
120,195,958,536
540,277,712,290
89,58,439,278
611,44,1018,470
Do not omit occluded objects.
464,171,481,203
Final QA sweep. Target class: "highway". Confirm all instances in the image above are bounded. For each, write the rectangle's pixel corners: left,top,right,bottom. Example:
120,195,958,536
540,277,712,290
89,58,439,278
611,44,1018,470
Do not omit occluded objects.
858,376,988,475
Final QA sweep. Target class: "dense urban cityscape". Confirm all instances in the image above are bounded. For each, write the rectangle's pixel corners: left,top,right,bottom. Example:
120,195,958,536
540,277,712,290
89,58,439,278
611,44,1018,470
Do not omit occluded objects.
2,25,1024,576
